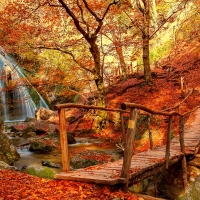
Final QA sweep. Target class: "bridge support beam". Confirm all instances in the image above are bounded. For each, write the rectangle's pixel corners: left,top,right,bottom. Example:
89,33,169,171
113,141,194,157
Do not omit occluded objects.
165,115,172,169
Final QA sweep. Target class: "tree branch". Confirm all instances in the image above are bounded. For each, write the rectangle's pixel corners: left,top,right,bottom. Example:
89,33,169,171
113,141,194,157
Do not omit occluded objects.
35,45,93,73
150,0,190,39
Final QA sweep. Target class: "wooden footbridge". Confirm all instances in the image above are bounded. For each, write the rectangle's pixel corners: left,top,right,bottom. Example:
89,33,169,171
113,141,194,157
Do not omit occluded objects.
54,101,200,191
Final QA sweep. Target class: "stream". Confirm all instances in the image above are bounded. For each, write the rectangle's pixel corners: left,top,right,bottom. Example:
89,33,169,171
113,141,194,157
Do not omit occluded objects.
10,136,121,173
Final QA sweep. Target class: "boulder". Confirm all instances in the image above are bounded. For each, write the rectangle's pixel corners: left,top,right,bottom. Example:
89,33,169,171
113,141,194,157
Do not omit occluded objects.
0,161,19,170
0,133,20,165
10,120,59,137
67,132,76,144
29,141,54,152
29,132,76,153
35,107,57,120
158,162,200,199
176,175,200,200
129,179,149,194
26,166,55,179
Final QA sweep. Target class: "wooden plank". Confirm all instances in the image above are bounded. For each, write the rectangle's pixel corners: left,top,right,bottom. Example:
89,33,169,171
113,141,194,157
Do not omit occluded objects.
54,173,119,185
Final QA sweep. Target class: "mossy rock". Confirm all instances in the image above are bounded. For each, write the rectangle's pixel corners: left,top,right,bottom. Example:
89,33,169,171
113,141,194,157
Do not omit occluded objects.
29,141,54,152
70,157,97,169
176,175,200,200
0,133,20,165
129,179,148,193
26,166,55,179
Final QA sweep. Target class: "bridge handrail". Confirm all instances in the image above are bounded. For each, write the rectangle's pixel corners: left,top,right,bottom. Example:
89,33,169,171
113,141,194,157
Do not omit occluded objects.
55,102,200,191
120,101,200,190
121,102,200,117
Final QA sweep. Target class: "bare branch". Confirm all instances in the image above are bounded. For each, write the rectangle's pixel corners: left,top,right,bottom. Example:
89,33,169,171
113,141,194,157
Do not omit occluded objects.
150,0,190,39
136,0,144,14
58,0,90,41
77,0,90,33
35,45,93,73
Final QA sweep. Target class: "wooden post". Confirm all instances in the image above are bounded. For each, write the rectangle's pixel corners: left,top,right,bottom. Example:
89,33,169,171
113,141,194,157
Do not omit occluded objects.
180,76,184,91
58,108,70,172
165,115,172,169
120,112,125,142
179,116,187,191
121,108,138,191
148,114,153,150
153,175,158,197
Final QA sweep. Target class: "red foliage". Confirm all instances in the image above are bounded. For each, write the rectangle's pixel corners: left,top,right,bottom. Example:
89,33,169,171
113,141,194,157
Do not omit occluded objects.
0,170,140,200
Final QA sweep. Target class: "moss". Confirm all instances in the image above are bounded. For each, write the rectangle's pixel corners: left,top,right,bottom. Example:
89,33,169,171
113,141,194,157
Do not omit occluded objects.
150,39,174,64
26,166,55,179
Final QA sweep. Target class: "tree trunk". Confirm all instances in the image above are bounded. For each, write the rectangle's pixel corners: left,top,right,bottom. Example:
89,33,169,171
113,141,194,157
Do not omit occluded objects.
115,46,127,80
143,0,152,84
89,39,105,107
90,39,108,129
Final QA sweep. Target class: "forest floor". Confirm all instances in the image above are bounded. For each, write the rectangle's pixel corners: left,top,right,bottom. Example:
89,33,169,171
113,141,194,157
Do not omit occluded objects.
0,41,200,199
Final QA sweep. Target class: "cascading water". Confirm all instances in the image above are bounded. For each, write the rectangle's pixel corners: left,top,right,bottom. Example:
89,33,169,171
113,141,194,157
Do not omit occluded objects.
0,47,49,122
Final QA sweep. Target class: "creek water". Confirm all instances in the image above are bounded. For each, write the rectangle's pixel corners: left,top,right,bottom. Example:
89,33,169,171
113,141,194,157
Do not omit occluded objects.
11,136,119,173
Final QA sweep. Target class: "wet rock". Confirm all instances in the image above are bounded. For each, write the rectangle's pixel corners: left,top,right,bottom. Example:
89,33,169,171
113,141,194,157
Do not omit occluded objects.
24,117,36,122
67,132,76,144
41,160,61,168
29,141,54,152
0,133,20,165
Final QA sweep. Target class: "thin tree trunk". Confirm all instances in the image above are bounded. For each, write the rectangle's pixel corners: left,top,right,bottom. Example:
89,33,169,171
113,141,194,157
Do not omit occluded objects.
115,46,127,80
89,39,105,107
143,0,152,84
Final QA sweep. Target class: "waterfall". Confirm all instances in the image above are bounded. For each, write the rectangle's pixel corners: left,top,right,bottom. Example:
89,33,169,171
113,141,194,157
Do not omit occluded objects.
0,48,49,122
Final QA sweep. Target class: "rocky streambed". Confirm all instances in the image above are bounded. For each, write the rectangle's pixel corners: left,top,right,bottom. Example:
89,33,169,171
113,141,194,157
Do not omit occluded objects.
3,121,123,174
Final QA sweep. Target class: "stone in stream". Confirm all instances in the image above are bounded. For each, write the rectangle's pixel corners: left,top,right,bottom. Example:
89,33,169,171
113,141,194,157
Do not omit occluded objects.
41,160,62,168
0,133,20,165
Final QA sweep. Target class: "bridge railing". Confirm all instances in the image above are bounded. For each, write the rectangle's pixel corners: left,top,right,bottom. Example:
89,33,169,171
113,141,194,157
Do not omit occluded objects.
55,100,200,190
120,101,200,190
54,103,129,172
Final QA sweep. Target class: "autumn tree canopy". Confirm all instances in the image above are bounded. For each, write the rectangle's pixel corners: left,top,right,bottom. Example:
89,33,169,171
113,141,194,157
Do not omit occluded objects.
0,0,199,106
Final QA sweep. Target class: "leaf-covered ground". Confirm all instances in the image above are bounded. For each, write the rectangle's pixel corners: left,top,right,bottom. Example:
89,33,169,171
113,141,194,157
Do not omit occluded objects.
0,170,140,200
